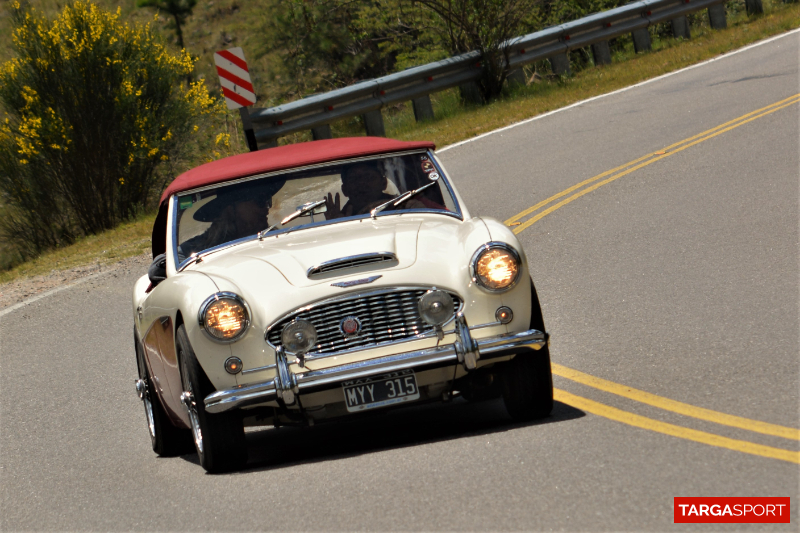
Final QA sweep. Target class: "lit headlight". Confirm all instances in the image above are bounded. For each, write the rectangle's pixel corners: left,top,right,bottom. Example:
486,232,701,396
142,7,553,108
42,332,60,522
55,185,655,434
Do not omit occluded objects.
198,292,250,342
281,319,317,354
471,243,521,292
418,289,455,326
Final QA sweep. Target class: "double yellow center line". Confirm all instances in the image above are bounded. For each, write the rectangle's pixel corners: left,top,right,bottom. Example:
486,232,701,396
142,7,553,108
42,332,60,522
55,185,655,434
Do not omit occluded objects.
553,365,800,464
505,93,800,234
505,94,800,463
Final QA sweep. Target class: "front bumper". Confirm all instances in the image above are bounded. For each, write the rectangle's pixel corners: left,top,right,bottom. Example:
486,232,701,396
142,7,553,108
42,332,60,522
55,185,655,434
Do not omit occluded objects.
204,313,548,414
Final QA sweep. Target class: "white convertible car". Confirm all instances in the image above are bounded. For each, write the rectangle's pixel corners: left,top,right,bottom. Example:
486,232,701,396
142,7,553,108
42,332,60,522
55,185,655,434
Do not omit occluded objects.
133,137,551,472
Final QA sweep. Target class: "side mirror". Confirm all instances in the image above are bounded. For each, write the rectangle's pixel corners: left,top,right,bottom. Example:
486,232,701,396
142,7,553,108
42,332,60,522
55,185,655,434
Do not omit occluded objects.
148,253,167,286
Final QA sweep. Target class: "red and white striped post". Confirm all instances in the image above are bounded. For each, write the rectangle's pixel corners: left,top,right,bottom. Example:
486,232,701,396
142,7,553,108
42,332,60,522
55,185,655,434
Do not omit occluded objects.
214,47,259,151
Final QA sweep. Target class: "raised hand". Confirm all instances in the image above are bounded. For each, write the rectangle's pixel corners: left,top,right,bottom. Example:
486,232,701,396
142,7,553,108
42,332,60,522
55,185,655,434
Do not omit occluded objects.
325,192,343,220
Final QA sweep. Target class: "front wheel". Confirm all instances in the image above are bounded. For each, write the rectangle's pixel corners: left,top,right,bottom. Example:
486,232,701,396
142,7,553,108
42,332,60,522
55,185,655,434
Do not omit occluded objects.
135,328,192,456
500,279,553,421
177,325,247,473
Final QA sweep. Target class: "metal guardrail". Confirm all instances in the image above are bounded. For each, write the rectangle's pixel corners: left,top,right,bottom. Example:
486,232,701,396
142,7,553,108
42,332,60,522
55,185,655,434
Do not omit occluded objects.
241,0,730,149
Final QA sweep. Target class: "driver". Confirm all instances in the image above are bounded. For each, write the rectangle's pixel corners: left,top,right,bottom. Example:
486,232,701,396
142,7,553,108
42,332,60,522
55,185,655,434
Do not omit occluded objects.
178,180,282,260
325,162,396,219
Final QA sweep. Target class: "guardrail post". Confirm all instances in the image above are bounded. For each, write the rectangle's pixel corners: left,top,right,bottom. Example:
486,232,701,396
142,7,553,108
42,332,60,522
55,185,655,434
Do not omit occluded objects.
591,42,612,66
672,16,691,39
549,53,571,75
311,124,332,140
412,95,435,122
745,0,763,14
459,82,484,104
708,4,727,29
362,109,386,137
632,28,652,53
238,107,258,152
506,68,527,87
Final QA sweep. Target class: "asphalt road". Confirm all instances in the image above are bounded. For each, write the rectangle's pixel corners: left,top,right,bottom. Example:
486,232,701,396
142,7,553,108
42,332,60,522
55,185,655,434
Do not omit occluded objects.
1,30,798,531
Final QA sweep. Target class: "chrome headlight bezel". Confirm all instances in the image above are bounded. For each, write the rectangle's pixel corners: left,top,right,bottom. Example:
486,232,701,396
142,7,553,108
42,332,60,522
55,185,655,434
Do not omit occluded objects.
197,292,251,344
470,242,522,293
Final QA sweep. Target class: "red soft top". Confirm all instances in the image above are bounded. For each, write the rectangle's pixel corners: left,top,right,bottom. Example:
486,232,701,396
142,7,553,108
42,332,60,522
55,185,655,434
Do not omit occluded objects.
152,137,436,257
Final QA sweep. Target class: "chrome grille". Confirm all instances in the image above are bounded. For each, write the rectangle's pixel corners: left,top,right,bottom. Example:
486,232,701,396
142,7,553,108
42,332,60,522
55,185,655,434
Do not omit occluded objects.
307,252,397,278
266,288,462,355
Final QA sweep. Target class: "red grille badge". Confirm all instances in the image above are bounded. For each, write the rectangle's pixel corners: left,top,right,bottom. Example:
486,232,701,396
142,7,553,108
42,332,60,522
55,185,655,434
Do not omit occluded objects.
339,316,362,337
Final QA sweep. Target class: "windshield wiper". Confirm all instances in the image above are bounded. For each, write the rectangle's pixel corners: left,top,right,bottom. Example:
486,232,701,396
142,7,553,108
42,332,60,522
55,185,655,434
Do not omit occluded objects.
259,199,327,240
370,181,436,218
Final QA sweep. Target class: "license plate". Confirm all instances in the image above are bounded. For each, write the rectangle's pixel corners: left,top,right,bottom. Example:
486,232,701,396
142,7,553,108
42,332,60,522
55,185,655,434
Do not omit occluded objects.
341,370,420,412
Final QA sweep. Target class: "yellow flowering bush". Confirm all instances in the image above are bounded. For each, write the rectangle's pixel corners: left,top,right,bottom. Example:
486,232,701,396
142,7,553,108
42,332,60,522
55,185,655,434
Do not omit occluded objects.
0,1,218,255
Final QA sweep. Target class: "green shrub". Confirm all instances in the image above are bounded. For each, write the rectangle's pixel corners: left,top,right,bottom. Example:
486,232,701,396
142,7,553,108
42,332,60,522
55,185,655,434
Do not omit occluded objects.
0,0,218,257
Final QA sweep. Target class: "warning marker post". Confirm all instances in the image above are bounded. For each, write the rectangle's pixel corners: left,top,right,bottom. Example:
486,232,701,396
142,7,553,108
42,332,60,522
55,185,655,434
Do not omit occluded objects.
214,47,259,152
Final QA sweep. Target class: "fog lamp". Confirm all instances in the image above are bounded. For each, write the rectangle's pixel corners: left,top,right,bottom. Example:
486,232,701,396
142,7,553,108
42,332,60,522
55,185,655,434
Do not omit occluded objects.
281,319,318,354
199,293,250,342
224,356,243,374
418,289,454,326
472,243,521,292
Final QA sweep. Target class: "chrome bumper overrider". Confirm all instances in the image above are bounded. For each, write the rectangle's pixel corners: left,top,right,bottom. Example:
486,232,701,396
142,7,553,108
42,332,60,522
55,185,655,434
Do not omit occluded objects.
204,313,548,414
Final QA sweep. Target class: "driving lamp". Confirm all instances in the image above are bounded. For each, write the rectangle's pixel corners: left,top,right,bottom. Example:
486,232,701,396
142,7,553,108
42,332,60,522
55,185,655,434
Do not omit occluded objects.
200,293,250,342
472,244,521,292
281,319,318,354
418,289,455,326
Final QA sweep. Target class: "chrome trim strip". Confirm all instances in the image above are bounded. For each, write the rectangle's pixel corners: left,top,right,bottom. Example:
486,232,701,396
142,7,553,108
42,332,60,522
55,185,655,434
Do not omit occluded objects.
197,292,251,344
307,252,397,278
204,327,548,413
242,363,277,375
469,242,523,293
469,320,503,331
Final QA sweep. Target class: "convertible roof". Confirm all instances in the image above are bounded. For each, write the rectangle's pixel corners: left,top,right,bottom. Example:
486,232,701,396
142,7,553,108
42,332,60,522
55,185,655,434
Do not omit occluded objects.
152,137,436,257
159,137,435,204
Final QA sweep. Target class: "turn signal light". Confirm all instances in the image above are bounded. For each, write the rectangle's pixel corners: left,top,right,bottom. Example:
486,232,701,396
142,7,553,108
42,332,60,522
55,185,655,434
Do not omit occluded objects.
496,307,513,324
225,357,243,374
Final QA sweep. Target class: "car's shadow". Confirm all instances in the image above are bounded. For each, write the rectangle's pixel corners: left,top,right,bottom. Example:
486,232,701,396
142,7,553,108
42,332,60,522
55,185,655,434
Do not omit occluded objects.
180,398,584,474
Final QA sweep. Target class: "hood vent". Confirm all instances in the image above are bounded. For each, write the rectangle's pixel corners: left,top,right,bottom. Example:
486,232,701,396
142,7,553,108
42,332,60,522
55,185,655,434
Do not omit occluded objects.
307,252,397,279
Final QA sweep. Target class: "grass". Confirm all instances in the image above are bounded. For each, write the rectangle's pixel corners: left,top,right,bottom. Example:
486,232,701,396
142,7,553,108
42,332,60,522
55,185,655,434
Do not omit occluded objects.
1,0,798,285
0,213,155,284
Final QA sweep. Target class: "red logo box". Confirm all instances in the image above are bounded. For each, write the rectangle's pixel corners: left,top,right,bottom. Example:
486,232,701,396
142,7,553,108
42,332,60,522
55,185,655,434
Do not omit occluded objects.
674,497,790,523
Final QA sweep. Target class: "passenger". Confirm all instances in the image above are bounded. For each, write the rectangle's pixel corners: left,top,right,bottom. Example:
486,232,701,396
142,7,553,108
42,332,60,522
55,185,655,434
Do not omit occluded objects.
325,162,396,219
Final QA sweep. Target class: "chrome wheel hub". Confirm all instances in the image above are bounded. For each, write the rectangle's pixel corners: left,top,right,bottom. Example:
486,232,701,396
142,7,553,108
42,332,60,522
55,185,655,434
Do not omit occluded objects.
181,390,203,455
135,379,156,439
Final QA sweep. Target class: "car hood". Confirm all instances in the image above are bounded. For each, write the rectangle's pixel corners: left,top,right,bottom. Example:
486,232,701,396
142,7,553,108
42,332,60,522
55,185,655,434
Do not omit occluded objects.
185,214,493,340
191,217,423,289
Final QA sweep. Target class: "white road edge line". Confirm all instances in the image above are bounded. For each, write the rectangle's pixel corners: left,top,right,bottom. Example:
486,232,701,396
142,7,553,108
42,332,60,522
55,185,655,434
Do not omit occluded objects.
0,271,107,319
438,27,800,153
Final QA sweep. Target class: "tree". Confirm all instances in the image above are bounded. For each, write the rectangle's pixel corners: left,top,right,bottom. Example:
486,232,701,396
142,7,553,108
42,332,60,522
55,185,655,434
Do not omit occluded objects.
136,0,198,50
0,1,218,256
413,0,541,100
258,0,444,99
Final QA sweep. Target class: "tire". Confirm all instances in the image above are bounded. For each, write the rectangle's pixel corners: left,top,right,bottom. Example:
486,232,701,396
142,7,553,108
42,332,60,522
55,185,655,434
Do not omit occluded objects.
176,325,248,473
135,328,192,456
500,279,554,421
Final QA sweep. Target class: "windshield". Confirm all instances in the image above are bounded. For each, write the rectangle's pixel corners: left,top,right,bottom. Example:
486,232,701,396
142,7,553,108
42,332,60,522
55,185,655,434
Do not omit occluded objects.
172,152,459,265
